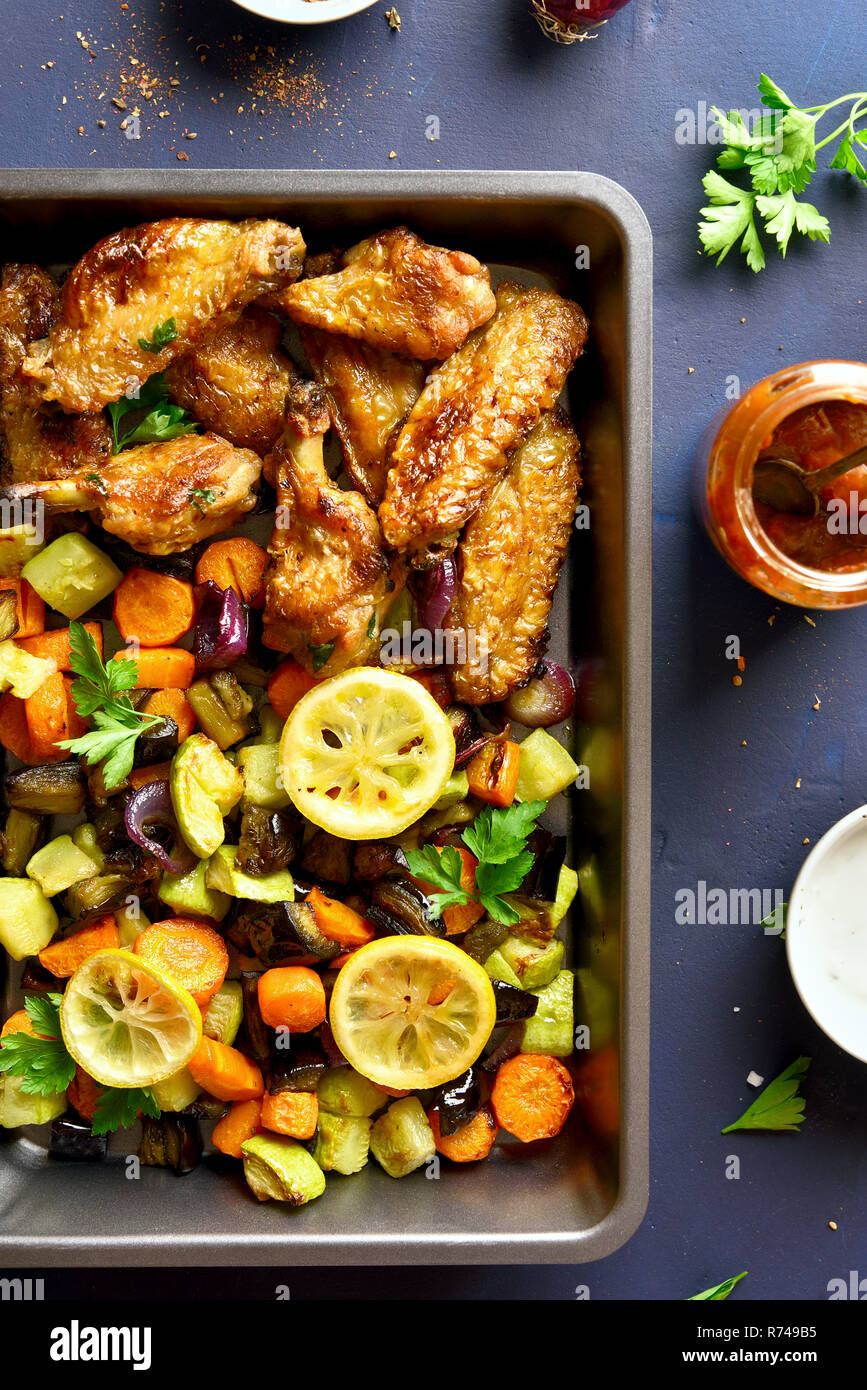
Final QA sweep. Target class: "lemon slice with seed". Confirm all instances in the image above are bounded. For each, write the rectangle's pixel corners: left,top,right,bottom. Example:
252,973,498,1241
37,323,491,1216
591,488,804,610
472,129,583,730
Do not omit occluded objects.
60,949,202,1089
279,667,455,840
329,937,497,1089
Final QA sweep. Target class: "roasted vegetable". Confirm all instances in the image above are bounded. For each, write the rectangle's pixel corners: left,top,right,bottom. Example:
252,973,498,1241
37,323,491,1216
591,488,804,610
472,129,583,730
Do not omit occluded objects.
132,715,179,768
241,1132,326,1205
429,1065,481,1138
370,1097,436,1178
317,1067,385,1118
521,830,568,902
0,808,43,875
26,833,99,897
445,704,483,763
366,878,446,937
312,1111,372,1175
5,761,86,816
268,1040,328,1094
65,871,135,923
521,969,574,1057
21,532,122,621
461,917,509,964
352,841,409,882
236,804,301,876
0,877,58,959
138,1113,203,1173
238,970,271,1067
48,1113,108,1161
205,845,295,903
186,673,254,749
492,979,539,1024
158,857,231,921
514,729,580,802
0,587,19,641
201,979,244,1046
151,1067,202,1113
91,799,129,853
170,732,243,859
498,934,565,991
237,743,290,810
238,899,340,965
479,1022,524,1074
300,829,353,886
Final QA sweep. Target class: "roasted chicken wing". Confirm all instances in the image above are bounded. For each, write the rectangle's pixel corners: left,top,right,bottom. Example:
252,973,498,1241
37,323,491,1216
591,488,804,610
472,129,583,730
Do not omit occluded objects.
446,409,582,704
300,324,425,505
0,263,112,483
276,227,495,360
23,218,305,414
262,381,397,677
165,306,296,455
379,282,588,565
4,433,260,555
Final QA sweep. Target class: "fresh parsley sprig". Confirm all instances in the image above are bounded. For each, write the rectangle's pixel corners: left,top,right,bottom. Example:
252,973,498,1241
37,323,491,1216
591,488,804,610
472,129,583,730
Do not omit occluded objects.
699,73,867,272
687,1271,748,1302
405,799,547,926
107,371,198,454
58,622,162,788
0,993,75,1095
91,1086,160,1136
721,1056,811,1134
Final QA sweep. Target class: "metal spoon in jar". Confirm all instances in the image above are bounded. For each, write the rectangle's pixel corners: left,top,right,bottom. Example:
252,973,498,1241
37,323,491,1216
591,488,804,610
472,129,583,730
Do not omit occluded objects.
752,443,867,517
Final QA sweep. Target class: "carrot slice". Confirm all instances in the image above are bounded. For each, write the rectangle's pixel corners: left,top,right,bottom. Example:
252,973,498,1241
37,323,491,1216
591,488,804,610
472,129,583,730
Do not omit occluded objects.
267,659,316,721
17,622,103,670
211,1098,263,1158
260,1089,319,1141
127,759,173,791
39,915,120,979
24,672,86,762
133,917,229,1006
187,1035,264,1102
1,1009,35,1038
410,846,484,935
141,688,197,742
112,646,195,690
195,539,268,610
428,1105,499,1162
466,738,521,807
113,568,196,647
257,967,326,1032
0,692,41,763
0,578,45,638
68,1066,104,1123
490,1053,574,1142
307,886,375,949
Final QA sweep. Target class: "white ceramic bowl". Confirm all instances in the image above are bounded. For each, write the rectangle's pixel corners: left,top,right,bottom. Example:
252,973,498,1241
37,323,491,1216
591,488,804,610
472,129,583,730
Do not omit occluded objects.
228,0,378,23
787,802,867,1062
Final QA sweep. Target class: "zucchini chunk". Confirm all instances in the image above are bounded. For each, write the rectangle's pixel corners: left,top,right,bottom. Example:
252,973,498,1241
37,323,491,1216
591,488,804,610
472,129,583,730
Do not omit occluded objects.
201,980,244,1046
22,532,122,619
514,729,579,802
26,834,100,898
521,969,575,1057
0,1074,66,1129
312,1112,372,1175
0,808,44,876
370,1097,436,1179
317,1067,385,1119
205,845,295,904
241,1133,326,1205
0,877,58,959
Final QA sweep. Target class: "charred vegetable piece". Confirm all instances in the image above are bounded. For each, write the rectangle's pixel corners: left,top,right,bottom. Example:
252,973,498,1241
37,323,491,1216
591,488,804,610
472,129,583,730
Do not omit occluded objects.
238,970,271,1066
479,1022,525,1074
91,799,129,852
300,829,353,886
492,979,539,1023
237,743,290,810
186,674,254,750
49,1114,108,1162
0,587,19,641
461,917,510,964
312,1111,371,1175
5,762,86,816
237,805,301,876
19,956,58,992
138,1113,203,1173
319,1021,350,1070
521,830,568,902
366,879,446,937
65,872,134,922
317,1067,385,1118
0,808,43,876
132,716,179,768
235,899,340,965
499,934,565,991
429,1066,481,1138
241,1132,326,1205
186,1093,229,1121
445,704,483,762
86,758,129,806
92,531,203,582
268,1040,328,1094
206,845,295,903
370,1097,436,1179
352,841,409,882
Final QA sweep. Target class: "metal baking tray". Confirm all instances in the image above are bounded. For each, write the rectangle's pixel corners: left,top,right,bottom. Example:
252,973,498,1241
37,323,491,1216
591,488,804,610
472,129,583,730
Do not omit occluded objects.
0,169,651,1266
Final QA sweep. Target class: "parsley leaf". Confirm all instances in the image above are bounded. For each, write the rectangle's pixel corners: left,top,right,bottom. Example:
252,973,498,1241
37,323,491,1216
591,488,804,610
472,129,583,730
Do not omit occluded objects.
24,991,64,1038
699,171,765,272
188,487,216,516
755,191,830,256
687,1271,748,1302
58,621,162,788
405,844,471,918
0,994,75,1096
138,317,179,354
721,1056,810,1134
830,131,867,184
108,372,198,454
91,1086,160,1136
462,800,546,865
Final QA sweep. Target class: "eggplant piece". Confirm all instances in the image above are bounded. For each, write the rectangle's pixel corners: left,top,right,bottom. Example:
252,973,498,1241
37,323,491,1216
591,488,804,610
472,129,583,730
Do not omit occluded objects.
91,798,130,852
49,1114,108,1162
521,829,567,903
0,807,43,875
138,1114,203,1173
267,1039,328,1094
86,758,129,805
185,1094,229,1121
238,970,271,1066
492,979,539,1023
65,871,134,921
5,762,86,816
0,586,19,640
300,829,353,886
234,899,340,965
353,841,409,882
429,1066,481,1137
236,804,302,877
366,878,446,937
444,704,483,762
133,716,179,768
19,956,58,992
479,1022,525,1074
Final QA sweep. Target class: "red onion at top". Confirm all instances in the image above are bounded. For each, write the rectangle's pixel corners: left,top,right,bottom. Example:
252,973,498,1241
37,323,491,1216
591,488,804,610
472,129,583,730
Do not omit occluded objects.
532,0,633,43
503,660,575,728
124,779,196,876
193,580,248,671
415,558,457,635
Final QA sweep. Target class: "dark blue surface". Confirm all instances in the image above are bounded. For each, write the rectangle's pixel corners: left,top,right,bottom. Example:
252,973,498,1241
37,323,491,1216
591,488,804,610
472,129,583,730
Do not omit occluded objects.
2,0,867,1301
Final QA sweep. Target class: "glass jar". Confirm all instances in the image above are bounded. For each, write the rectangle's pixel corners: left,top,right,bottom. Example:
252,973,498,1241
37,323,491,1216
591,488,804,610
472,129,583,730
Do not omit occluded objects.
696,360,867,608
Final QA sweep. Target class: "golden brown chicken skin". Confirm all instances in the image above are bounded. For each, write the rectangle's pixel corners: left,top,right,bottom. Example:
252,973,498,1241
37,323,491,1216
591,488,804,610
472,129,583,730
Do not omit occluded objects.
445,409,582,704
379,282,588,565
22,218,306,414
4,433,260,555
277,227,496,361
262,381,399,677
165,306,296,456
0,264,112,483
300,324,425,506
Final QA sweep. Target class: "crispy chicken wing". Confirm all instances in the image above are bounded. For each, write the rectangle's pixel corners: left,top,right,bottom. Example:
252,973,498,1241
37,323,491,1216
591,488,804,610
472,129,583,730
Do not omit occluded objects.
300,324,425,505
23,218,305,414
379,282,588,565
262,381,397,677
0,264,112,483
276,227,495,360
446,409,581,704
165,306,296,455
4,434,260,555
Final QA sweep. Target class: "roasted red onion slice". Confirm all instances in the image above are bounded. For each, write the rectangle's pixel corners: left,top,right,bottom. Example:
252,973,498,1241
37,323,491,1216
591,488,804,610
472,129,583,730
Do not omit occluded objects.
124,779,195,875
502,660,575,728
193,581,248,671
415,558,457,634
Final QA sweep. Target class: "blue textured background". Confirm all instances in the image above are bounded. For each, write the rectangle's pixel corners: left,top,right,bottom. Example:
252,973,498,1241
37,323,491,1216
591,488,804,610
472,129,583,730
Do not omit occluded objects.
2,0,866,1301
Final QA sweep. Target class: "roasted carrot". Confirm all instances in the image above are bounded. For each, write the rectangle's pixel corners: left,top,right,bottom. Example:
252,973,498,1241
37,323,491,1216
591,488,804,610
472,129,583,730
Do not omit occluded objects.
1,1009,35,1038
411,845,484,935
0,692,42,763
17,622,103,670
330,950,359,970
38,915,120,979
258,966,326,1032
0,579,45,638
408,670,453,709
307,886,375,949
187,1034,264,1102
466,738,521,807
24,672,86,762
260,1089,319,1141
490,1053,574,1142
113,568,196,647
141,688,196,742
267,659,316,721
195,538,268,610
112,645,195,690
133,917,229,1006
428,1105,499,1162
211,1097,263,1158
127,759,173,791
68,1066,103,1123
